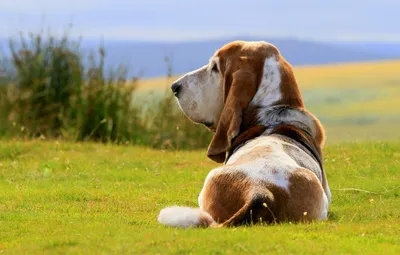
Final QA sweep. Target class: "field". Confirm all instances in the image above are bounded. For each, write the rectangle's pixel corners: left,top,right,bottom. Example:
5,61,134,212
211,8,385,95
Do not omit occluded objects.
1,60,400,254
138,60,400,142
0,140,399,254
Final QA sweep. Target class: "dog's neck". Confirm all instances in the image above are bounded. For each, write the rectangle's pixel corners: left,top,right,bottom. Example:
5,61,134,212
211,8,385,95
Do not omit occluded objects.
227,105,321,164
224,59,322,164
241,102,316,135
241,61,305,131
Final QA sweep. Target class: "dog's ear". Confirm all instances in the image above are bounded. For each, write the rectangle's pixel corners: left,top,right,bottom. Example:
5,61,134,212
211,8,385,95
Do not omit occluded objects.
207,58,258,163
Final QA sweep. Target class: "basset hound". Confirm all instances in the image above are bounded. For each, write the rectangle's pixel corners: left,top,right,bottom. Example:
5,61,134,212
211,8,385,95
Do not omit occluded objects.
158,41,331,228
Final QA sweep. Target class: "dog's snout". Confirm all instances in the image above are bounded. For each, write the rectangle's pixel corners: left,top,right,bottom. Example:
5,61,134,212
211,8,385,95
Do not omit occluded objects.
171,81,182,97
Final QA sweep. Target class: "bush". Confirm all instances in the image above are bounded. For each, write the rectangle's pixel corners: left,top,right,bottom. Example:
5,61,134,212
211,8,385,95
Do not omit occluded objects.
9,33,83,137
76,50,144,143
3,32,146,144
0,31,213,150
0,84,17,137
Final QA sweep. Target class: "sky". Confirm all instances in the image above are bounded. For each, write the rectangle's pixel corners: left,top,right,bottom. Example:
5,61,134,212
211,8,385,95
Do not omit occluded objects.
0,0,399,42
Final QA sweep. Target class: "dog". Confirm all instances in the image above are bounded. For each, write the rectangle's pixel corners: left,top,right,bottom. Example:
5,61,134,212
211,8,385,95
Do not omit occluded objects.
158,41,331,228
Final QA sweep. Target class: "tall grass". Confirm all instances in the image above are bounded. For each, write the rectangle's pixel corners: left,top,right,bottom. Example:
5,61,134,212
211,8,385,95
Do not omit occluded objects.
141,55,212,149
8,33,83,137
74,49,144,144
0,32,212,149
144,91,212,149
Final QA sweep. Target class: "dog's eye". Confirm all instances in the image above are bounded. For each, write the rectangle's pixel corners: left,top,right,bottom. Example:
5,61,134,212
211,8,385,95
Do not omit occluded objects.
211,64,219,73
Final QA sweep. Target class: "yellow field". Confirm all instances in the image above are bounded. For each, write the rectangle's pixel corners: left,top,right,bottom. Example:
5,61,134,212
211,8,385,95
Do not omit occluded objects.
136,60,400,117
136,60,400,142
137,60,400,91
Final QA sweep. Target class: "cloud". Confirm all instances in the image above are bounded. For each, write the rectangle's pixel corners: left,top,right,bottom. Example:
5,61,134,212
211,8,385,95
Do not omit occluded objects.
1,0,399,42
0,0,100,12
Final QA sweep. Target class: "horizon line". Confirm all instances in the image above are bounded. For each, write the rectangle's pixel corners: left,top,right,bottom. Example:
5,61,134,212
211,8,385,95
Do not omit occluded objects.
2,33,400,44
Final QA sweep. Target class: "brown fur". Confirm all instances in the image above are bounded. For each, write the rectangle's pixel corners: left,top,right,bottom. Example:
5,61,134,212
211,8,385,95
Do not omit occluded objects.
201,167,325,227
246,168,325,224
165,41,329,228
207,67,259,162
198,214,216,227
277,56,304,108
310,111,326,148
201,172,253,223
226,125,267,160
202,123,327,227
202,41,328,226
284,168,325,221
207,42,277,162
206,41,325,163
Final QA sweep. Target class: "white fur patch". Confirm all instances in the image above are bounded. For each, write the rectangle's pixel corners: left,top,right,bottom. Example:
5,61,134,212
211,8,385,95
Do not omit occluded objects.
325,178,332,204
250,57,282,107
158,206,214,228
225,136,300,191
320,193,329,220
238,159,290,190
174,63,224,125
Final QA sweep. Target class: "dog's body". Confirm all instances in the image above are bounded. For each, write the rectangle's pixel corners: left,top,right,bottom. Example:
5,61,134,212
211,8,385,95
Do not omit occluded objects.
158,41,331,228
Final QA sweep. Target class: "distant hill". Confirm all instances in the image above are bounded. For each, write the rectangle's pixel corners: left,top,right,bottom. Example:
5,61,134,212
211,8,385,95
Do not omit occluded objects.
1,36,400,78
332,42,400,57
80,37,400,78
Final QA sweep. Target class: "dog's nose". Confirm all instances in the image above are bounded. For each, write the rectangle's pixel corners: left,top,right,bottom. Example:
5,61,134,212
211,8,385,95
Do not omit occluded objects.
171,81,182,97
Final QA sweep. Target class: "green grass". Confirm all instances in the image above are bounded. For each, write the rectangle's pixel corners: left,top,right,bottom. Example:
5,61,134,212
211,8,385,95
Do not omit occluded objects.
0,140,399,254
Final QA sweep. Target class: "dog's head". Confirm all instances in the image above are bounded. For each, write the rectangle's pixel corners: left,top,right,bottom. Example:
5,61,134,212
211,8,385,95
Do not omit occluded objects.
171,41,309,162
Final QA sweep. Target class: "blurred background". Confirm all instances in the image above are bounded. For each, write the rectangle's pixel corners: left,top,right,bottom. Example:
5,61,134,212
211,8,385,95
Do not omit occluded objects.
1,0,399,149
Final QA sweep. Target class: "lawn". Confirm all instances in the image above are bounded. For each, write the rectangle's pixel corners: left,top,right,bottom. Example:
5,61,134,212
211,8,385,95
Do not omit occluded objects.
0,140,399,254
1,60,400,254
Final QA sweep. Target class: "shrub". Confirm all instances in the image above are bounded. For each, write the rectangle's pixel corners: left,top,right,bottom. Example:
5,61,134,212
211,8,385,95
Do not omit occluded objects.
4,32,147,144
0,31,212,150
9,32,83,137
76,49,144,143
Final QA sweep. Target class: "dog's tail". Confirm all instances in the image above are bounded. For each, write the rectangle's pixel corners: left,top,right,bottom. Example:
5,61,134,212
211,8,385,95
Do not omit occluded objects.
158,200,256,228
157,206,217,228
